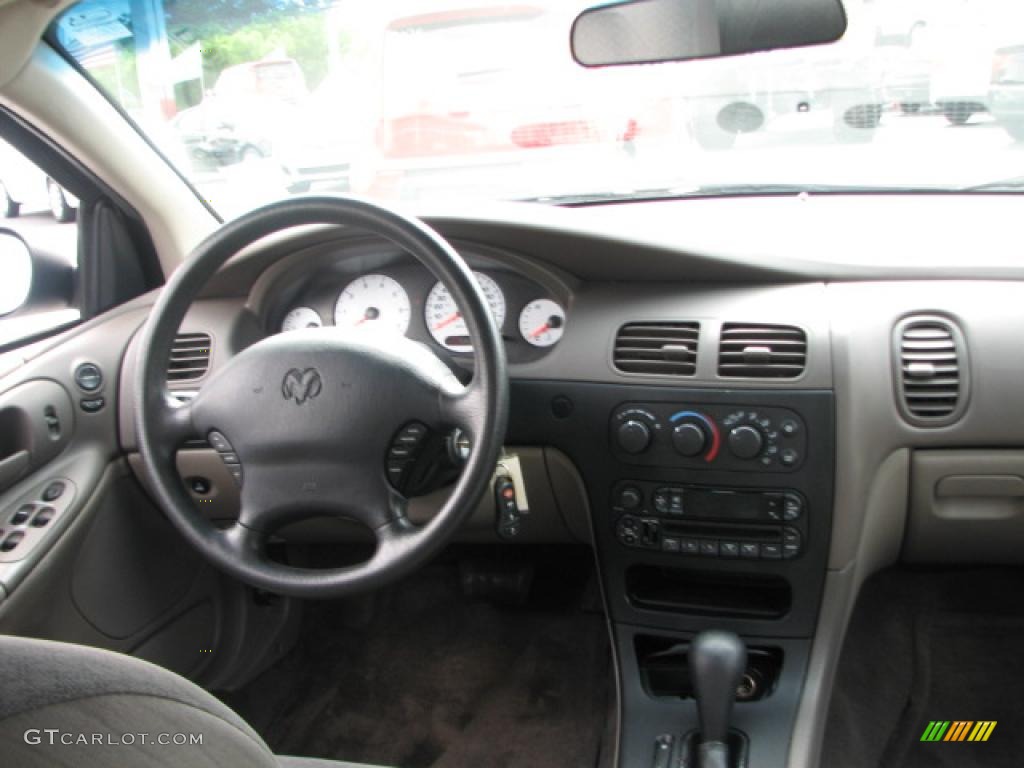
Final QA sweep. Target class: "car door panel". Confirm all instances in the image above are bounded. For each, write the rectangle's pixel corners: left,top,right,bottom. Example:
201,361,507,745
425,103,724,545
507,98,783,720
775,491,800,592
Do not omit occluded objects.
0,305,289,687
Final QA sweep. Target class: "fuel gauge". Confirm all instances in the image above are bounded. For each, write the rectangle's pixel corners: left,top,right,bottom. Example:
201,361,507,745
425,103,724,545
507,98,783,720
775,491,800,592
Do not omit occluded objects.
281,306,323,332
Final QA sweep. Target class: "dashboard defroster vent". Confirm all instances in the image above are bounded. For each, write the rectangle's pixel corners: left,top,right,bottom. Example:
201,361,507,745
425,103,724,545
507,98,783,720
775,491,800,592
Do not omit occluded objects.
895,317,967,425
168,333,212,383
717,323,806,378
613,322,699,376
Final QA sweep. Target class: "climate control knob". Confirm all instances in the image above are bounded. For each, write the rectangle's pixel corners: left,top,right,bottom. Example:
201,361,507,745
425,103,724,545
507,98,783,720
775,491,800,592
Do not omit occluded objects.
672,422,707,457
616,420,652,454
728,425,764,459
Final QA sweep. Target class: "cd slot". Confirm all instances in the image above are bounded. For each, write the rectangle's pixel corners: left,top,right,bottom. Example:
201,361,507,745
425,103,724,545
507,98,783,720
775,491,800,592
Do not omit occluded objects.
659,520,779,542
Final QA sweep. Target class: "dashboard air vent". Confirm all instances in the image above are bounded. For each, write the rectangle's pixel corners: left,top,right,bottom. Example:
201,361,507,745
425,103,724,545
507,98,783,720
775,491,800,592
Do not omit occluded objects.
613,322,699,376
168,333,212,383
717,323,807,378
895,317,966,424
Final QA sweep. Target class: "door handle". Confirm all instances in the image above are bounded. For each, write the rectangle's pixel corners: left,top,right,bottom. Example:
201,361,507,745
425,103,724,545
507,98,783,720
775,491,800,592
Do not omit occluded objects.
0,449,30,492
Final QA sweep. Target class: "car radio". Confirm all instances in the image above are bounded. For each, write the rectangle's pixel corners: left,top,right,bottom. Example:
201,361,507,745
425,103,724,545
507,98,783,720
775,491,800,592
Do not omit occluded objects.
610,481,807,561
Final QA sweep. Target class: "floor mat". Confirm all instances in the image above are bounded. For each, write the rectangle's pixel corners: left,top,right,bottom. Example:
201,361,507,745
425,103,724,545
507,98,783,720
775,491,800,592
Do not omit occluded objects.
822,568,1024,768
223,554,612,768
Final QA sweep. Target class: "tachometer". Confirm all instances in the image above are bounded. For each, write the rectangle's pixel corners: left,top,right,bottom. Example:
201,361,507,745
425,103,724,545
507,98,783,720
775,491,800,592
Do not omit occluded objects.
281,306,323,332
334,274,411,335
425,272,506,352
518,298,565,347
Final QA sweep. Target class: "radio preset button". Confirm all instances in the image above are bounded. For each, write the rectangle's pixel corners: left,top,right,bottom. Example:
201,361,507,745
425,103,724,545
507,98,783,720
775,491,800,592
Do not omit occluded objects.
740,542,761,559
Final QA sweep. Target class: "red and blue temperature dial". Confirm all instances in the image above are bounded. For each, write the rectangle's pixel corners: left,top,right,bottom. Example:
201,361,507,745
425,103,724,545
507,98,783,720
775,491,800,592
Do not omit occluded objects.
668,410,721,463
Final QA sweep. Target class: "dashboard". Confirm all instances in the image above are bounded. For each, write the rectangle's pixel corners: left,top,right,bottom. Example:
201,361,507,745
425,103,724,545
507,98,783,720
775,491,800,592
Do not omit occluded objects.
13,191,1024,768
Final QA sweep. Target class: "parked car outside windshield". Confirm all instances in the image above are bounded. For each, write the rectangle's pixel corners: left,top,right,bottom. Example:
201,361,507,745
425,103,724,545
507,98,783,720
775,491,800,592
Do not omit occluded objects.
53,0,1024,218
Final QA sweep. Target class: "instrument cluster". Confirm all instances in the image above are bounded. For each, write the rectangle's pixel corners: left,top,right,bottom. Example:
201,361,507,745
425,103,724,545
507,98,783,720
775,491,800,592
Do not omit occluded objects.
271,259,567,361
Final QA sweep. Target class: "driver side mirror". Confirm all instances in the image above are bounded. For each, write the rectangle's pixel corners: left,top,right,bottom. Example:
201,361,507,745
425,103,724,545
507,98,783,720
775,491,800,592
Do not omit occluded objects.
0,232,32,317
0,229,77,349
571,0,847,67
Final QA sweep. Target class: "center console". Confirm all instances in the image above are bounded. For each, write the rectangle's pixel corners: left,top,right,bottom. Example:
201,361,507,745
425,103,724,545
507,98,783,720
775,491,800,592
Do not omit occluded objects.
507,381,835,768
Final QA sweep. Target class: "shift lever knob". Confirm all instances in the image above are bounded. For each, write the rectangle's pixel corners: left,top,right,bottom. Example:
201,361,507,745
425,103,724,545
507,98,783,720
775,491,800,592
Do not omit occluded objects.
689,630,746,745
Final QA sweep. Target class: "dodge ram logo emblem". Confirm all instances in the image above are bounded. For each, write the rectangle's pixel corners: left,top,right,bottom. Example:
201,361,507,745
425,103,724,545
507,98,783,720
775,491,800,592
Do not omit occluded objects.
282,368,322,405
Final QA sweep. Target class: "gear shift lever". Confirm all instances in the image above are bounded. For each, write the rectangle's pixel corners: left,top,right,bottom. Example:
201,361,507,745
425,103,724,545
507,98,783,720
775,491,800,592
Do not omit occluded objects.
689,631,746,768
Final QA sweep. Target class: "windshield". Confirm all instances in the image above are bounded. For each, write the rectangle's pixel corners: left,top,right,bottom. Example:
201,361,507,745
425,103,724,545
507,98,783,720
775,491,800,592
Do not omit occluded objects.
54,0,1024,217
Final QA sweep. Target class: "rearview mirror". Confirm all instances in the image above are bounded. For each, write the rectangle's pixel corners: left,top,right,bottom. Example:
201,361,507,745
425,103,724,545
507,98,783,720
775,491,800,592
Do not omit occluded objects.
571,0,847,67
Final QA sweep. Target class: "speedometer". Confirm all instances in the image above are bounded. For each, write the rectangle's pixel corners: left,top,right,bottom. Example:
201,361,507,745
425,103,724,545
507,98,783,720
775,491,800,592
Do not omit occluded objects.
333,274,411,335
425,272,506,352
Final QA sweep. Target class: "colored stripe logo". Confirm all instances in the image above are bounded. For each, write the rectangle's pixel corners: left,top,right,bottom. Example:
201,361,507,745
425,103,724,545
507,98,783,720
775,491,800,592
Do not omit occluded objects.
920,721,996,742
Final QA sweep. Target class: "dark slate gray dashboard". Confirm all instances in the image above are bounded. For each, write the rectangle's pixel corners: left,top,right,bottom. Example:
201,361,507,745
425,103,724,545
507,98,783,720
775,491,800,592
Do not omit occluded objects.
8,193,1024,768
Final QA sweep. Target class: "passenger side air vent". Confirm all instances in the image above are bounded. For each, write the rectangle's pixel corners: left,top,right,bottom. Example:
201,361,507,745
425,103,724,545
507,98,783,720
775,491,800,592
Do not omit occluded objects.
613,322,699,376
717,323,807,378
895,317,967,425
168,333,212,383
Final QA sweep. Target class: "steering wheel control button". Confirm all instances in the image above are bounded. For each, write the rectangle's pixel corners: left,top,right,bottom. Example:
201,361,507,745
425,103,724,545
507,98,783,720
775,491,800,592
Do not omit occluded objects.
80,397,105,413
1,531,24,552
385,422,431,492
189,477,211,495
207,431,233,452
397,423,427,444
41,481,65,502
225,465,243,485
204,431,242,485
74,362,103,392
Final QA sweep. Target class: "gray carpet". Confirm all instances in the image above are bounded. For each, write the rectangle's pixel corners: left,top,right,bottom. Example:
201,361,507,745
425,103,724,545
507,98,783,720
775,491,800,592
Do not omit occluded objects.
822,567,1024,768
224,549,613,768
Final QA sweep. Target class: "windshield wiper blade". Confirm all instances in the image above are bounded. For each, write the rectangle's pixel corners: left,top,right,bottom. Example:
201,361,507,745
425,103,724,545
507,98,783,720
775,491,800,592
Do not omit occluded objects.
961,176,1024,192
521,183,925,205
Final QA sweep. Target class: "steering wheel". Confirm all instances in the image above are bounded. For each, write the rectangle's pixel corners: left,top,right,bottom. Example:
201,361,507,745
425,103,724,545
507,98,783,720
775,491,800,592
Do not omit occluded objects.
134,197,508,598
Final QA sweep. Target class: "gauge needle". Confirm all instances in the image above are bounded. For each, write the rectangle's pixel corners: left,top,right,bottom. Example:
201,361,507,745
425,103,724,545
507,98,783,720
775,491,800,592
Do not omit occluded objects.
531,323,550,338
433,312,461,331
355,307,380,326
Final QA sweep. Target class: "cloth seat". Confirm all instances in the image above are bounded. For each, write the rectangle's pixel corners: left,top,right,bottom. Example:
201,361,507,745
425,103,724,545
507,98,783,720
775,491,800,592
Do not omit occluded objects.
0,634,386,768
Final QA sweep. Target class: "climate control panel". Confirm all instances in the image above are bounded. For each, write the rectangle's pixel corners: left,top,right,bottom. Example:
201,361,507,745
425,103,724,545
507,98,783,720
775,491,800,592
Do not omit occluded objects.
610,402,806,471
